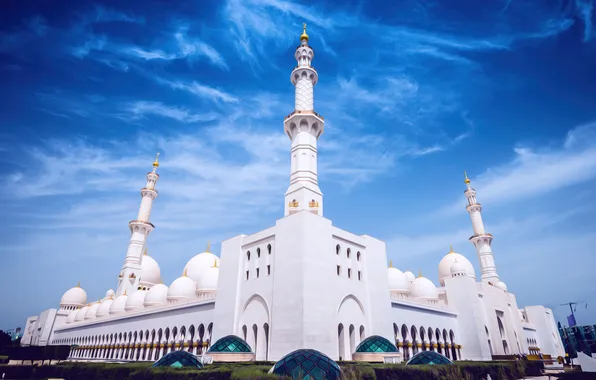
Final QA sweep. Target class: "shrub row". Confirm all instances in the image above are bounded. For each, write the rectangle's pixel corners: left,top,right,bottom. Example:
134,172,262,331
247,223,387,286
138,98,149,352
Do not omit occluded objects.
0,359,531,380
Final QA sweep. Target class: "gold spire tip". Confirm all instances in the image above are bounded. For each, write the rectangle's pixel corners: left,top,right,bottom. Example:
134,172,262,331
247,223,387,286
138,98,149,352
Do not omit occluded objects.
389,260,393,268
153,152,160,168
300,22,309,41
123,290,127,296
183,268,188,277
143,248,148,256
212,259,218,268
417,269,423,278
449,245,454,254
206,241,211,253
76,282,80,288
464,170,471,185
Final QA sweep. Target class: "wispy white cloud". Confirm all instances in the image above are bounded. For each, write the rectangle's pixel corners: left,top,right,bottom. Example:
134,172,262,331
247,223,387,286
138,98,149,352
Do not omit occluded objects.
575,0,594,41
157,77,239,103
123,101,219,123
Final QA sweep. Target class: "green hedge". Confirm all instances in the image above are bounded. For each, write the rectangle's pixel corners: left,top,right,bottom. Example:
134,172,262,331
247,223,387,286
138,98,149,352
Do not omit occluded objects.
0,359,530,380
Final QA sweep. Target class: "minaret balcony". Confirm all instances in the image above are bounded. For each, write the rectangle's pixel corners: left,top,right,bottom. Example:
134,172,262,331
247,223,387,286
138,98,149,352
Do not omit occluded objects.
284,109,324,121
128,220,155,228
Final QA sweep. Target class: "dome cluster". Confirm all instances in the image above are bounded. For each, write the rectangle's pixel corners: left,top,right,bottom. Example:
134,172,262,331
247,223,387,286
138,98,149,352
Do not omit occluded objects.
63,246,221,324
387,246,478,300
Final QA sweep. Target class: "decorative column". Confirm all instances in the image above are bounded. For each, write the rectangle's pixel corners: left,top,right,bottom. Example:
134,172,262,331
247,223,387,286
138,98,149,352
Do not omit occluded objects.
116,153,161,296
283,24,325,217
464,172,500,283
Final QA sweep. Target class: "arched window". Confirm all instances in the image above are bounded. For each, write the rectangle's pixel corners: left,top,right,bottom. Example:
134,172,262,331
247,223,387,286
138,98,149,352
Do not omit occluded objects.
357,251,361,261
267,244,272,254
347,248,351,259
247,251,251,261
336,244,340,255
257,248,261,258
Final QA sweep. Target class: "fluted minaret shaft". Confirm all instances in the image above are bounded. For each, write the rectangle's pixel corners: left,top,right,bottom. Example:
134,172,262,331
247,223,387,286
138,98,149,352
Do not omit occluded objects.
464,172,500,283
283,24,325,217
116,154,160,296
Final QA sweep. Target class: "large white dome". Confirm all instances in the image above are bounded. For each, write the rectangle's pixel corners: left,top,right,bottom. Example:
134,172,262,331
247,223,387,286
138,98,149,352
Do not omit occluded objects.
438,247,475,286
96,299,113,317
184,249,220,284
404,271,416,283
495,281,508,292
75,306,89,321
84,302,100,319
410,275,439,300
140,253,161,285
109,294,128,314
144,283,168,307
104,289,115,300
168,275,196,302
125,289,147,311
66,309,78,323
387,265,409,291
450,259,466,276
60,284,87,307
197,265,219,291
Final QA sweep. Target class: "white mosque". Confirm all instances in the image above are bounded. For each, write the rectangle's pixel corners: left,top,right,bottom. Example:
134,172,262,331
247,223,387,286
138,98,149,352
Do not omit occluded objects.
21,25,565,364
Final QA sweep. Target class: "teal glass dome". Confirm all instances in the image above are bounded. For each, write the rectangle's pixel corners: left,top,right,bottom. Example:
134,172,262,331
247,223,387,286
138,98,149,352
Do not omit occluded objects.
151,350,203,369
406,351,453,365
272,348,341,380
355,335,398,353
207,335,252,353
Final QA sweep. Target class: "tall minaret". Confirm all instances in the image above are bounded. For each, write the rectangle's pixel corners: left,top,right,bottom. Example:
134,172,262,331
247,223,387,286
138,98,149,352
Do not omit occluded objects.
283,23,325,217
464,172,500,283
116,153,160,296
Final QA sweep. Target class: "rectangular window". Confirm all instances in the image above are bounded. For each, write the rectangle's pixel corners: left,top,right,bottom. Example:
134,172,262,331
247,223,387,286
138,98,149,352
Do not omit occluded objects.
246,271,249,280
267,265,271,275
358,271,362,281
337,265,341,276
256,268,260,278
348,268,352,278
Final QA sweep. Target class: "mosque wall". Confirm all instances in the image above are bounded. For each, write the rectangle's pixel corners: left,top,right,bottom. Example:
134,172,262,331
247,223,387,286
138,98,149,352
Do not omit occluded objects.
524,306,566,358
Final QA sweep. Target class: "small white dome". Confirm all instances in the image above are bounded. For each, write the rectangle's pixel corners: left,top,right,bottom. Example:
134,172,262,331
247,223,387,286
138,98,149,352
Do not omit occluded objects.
404,271,416,283
109,293,128,314
140,253,161,285
125,289,147,311
66,309,78,323
60,284,87,307
197,264,219,291
184,249,220,284
168,275,196,302
96,299,113,317
410,275,439,300
75,306,89,321
495,281,508,291
438,247,476,286
144,283,168,307
104,289,115,300
84,302,100,319
450,259,466,276
387,266,409,291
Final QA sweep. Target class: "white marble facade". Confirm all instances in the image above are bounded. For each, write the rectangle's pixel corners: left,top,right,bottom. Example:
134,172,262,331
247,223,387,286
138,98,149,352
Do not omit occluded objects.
23,26,565,363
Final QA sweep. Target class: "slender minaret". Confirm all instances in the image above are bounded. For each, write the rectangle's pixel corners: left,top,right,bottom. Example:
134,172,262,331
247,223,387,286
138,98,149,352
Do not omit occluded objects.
283,23,325,217
116,153,160,296
464,171,500,283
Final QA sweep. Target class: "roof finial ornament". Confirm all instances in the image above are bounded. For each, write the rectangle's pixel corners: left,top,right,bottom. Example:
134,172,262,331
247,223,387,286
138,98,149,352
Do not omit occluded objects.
123,290,127,296
389,260,393,268
76,282,80,288
464,170,471,185
449,245,454,254
212,259,218,268
418,269,423,278
183,268,188,277
144,248,148,256
206,241,211,253
153,152,160,168
300,22,309,41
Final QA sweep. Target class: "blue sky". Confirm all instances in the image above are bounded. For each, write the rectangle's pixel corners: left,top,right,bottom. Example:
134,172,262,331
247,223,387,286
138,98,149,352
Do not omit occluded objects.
1,0,595,330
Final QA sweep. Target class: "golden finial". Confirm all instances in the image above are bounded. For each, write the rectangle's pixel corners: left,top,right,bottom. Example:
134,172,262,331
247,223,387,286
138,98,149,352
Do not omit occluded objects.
153,152,160,168
206,241,211,253
300,22,309,41
389,260,393,268
464,171,471,185
123,290,127,296
449,245,454,254
183,268,188,277
143,248,148,256
76,282,80,288
418,269,423,278
212,259,218,268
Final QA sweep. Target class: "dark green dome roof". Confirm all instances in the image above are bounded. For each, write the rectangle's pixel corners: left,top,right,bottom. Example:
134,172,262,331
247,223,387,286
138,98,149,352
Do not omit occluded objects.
406,351,454,365
151,350,203,369
355,335,398,353
272,348,341,380
207,335,252,353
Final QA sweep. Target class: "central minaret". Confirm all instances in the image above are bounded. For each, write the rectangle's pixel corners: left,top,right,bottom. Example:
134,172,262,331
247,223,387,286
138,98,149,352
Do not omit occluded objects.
116,153,160,296
464,172,500,283
283,23,325,217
